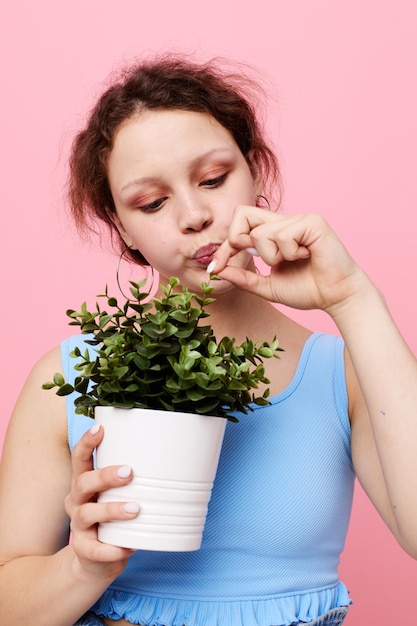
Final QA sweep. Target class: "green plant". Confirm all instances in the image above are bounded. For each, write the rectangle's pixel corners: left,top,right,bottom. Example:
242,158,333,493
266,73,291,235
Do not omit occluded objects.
43,277,283,422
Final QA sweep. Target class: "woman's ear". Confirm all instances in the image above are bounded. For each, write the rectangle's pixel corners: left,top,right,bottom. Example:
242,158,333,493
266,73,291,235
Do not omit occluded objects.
109,212,135,249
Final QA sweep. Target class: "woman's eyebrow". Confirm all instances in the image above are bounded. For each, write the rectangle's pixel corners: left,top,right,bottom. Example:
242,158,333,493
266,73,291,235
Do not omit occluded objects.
121,176,162,194
188,148,234,169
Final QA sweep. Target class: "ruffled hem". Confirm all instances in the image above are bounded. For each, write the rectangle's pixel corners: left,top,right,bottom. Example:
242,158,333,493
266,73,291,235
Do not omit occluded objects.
91,582,351,626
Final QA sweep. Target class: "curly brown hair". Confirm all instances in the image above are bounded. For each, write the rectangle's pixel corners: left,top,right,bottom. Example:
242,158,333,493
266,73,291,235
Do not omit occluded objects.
68,53,281,265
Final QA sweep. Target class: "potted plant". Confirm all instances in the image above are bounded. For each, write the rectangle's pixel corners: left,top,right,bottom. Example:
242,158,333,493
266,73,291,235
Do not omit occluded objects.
44,276,282,551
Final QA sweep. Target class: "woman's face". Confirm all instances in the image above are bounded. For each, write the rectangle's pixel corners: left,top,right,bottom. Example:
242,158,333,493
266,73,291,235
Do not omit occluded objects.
107,109,261,291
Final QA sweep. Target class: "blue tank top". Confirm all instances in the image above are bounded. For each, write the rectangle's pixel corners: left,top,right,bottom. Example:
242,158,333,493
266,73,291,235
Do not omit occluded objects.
62,332,354,625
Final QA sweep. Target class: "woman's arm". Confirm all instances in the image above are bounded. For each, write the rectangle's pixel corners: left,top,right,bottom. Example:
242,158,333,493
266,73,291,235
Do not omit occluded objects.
0,348,139,625
333,278,417,558
213,207,417,557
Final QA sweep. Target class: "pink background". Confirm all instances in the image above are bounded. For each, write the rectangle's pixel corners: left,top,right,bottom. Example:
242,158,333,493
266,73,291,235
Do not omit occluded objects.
1,1,416,623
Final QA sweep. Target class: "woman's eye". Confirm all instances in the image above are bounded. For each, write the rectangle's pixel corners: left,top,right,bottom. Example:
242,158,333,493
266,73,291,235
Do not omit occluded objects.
139,197,166,212
200,174,227,188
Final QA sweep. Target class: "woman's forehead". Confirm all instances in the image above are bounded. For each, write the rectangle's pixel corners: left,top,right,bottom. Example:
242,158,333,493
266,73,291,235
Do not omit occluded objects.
107,110,239,185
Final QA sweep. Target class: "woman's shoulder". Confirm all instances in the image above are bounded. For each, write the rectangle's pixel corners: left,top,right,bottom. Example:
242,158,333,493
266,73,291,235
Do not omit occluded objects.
6,344,68,445
14,344,64,400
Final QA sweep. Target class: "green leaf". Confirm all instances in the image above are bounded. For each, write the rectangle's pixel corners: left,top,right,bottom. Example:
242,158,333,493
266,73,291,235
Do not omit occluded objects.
186,388,206,401
41,381,55,390
74,378,90,394
114,366,129,379
167,310,189,323
228,379,250,391
253,397,271,406
56,383,75,396
124,384,139,392
53,373,65,386
99,314,114,329
258,346,274,358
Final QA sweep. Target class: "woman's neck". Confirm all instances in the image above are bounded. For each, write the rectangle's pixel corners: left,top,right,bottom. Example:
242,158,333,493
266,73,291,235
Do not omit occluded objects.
196,286,284,344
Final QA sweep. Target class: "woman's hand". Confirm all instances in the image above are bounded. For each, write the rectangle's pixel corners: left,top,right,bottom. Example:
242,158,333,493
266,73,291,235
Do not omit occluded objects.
65,424,139,583
211,207,370,316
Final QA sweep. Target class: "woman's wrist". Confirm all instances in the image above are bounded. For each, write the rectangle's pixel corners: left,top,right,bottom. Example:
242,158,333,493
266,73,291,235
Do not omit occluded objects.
325,271,384,332
66,544,123,592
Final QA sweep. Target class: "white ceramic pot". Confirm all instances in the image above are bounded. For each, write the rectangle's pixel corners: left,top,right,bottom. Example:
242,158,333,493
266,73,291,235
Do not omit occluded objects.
94,406,227,552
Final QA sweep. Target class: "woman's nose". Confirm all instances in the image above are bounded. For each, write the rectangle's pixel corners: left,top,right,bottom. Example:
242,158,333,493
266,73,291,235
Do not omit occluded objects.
178,198,213,232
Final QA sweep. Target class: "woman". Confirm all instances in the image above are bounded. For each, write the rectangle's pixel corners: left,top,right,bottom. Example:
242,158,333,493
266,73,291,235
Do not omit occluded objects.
0,54,416,626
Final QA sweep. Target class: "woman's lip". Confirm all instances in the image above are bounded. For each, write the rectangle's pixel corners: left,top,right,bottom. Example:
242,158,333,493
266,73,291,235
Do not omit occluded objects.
193,243,220,265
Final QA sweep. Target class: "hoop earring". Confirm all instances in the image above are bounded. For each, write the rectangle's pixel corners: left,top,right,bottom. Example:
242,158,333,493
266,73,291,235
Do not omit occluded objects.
145,266,155,295
116,247,155,300
256,195,271,211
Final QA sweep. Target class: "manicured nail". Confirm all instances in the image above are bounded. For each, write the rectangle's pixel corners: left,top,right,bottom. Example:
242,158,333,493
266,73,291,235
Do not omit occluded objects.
245,247,259,256
116,465,132,478
123,502,140,514
207,259,217,274
89,423,101,435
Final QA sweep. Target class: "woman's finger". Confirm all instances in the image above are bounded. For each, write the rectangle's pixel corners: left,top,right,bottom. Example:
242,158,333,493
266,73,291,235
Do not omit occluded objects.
207,206,270,271
249,220,312,266
68,464,134,506
71,527,136,564
214,264,274,301
211,208,312,274
70,500,140,531
71,423,103,479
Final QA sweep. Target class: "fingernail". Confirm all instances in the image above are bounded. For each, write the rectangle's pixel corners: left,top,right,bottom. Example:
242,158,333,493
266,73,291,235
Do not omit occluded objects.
245,247,259,256
89,423,101,435
123,502,140,514
207,259,217,274
116,465,132,478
